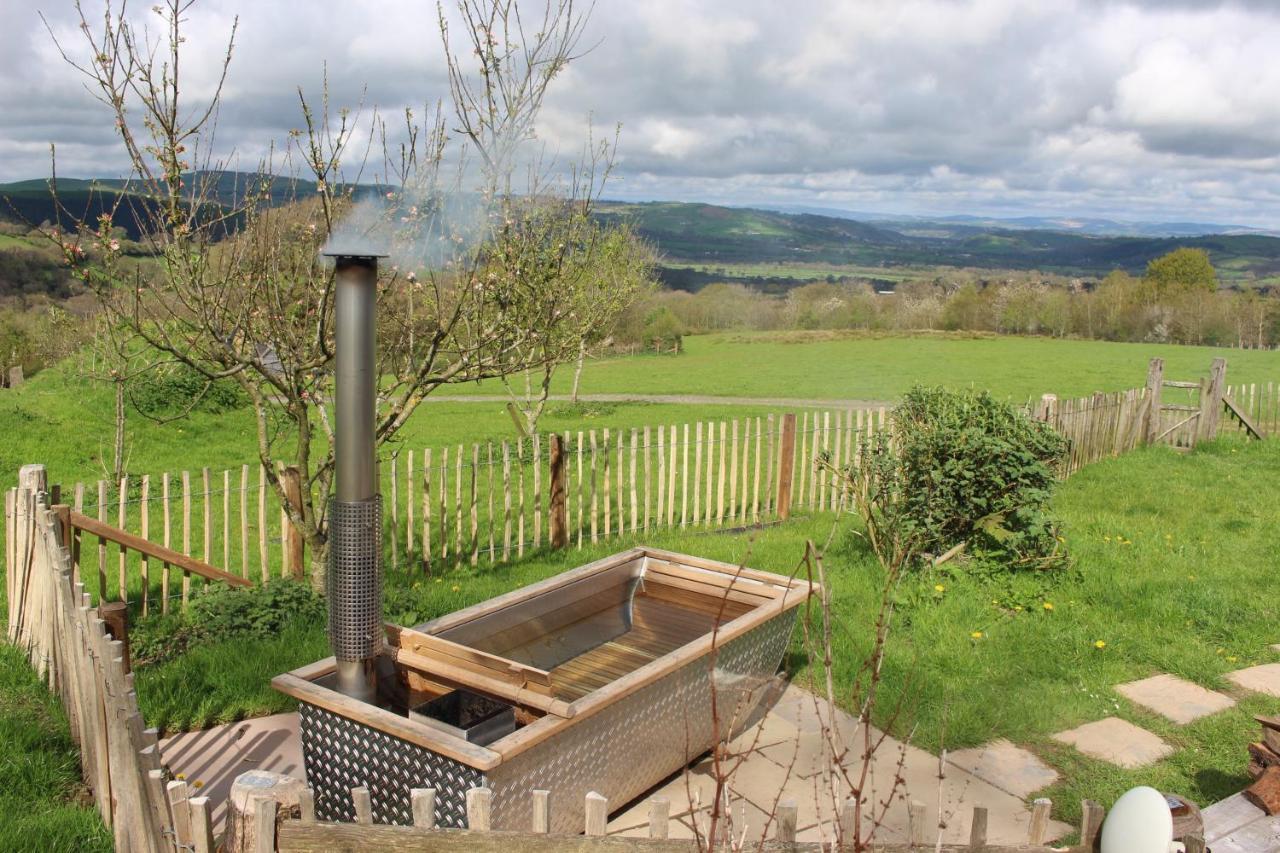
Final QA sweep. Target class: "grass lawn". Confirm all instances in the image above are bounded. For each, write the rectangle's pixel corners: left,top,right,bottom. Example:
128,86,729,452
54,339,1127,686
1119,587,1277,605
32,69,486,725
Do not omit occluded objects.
128,435,1280,829
0,640,111,851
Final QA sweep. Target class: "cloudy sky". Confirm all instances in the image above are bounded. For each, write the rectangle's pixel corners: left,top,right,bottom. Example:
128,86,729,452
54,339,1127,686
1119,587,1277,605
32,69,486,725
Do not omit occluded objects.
6,0,1280,225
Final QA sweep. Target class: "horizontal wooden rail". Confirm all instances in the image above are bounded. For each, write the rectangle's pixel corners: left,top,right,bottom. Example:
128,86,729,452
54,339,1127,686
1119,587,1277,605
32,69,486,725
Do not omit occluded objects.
68,510,251,589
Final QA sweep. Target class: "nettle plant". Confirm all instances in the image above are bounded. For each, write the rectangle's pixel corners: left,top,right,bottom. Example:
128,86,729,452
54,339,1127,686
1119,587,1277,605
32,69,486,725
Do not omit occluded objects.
843,386,1069,572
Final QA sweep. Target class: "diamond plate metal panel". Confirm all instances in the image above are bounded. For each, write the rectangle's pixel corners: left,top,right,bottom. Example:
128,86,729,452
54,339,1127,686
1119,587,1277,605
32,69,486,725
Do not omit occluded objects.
488,609,796,834
327,496,383,661
299,702,485,827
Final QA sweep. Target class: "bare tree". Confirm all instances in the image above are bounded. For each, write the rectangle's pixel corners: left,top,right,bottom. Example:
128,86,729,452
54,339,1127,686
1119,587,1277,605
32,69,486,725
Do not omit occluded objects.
47,0,639,587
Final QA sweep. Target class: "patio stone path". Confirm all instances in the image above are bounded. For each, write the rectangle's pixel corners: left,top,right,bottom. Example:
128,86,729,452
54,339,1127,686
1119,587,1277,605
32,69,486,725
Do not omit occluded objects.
608,681,1071,845
945,739,1059,798
1051,717,1174,769
1227,663,1280,698
1115,673,1236,724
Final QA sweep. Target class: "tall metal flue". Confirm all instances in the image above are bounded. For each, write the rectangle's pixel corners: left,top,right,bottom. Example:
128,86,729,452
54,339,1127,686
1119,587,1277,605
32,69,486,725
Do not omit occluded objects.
325,252,384,702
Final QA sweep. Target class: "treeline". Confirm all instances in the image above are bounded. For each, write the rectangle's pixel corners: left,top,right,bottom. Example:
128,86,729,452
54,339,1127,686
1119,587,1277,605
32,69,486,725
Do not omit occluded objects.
613,251,1278,349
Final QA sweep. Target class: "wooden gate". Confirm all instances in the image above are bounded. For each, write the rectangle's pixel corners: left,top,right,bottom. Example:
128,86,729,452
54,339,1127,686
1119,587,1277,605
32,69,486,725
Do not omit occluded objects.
1143,357,1227,450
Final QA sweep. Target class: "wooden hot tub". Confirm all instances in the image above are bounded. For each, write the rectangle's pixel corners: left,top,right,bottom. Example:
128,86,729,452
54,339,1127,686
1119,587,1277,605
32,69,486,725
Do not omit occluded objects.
273,547,815,833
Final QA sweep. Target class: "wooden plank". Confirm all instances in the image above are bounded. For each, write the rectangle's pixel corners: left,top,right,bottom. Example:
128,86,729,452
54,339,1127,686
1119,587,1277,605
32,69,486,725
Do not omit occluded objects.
407,451,415,557
486,443,495,563
680,424,689,528
257,465,268,584
387,624,552,688
531,789,550,834
455,445,464,565
471,443,480,566
585,791,607,837
69,513,252,588
97,480,107,605
604,427,614,535
643,426,652,532
272,672,504,768
650,797,670,839
422,449,432,571
1028,798,1051,844
467,787,492,832
716,421,727,526
411,788,436,829
139,475,150,616
240,464,250,579
532,433,542,549
440,446,450,564
1225,395,1267,439
777,800,797,843
776,414,796,520
117,475,127,604
630,429,639,533
353,787,373,824
223,469,231,577
969,805,988,849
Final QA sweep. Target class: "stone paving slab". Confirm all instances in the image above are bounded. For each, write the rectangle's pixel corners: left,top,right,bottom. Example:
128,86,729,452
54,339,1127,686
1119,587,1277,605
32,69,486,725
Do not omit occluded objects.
1051,717,1173,769
1230,663,1280,698
1116,673,1236,724
159,713,304,835
610,683,1070,845
946,739,1060,798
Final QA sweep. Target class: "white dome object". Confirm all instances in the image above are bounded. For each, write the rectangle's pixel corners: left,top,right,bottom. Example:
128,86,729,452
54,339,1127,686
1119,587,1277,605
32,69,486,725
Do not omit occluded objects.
1100,786,1174,853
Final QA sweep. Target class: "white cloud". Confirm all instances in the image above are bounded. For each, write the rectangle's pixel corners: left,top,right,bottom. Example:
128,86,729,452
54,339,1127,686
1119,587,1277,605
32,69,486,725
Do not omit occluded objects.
7,0,1280,225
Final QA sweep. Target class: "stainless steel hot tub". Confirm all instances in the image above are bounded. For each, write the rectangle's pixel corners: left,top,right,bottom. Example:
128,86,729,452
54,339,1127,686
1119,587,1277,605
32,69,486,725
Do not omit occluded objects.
274,547,814,833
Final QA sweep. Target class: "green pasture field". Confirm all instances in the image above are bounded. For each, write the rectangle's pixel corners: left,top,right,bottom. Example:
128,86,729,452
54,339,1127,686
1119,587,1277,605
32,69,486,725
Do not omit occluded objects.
660,261,933,282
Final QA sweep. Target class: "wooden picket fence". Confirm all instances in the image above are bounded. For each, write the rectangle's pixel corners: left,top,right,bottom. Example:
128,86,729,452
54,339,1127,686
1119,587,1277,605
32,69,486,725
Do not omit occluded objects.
14,407,888,611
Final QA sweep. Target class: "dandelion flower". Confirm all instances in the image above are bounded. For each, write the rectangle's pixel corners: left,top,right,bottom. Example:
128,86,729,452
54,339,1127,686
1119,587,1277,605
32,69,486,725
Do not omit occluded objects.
934,584,945,593
451,584,460,592
1042,602,1054,611
175,773,186,781
192,780,203,789
1103,536,1111,542
1227,656,1238,662
971,631,983,639
1094,640,1106,649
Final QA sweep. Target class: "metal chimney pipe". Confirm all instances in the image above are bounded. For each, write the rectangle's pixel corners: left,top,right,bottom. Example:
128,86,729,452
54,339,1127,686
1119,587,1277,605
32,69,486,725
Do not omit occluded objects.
326,253,384,702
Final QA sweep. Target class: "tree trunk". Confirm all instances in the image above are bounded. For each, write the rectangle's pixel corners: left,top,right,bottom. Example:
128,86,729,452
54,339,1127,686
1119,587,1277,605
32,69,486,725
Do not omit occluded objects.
571,340,587,403
112,376,126,482
308,535,328,595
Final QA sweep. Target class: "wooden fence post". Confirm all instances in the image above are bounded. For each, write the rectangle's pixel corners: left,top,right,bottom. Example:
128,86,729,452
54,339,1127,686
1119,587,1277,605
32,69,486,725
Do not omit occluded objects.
776,413,797,521
282,467,305,580
1199,357,1228,441
548,434,567,549
1144,357,1165,444
100,601,131,674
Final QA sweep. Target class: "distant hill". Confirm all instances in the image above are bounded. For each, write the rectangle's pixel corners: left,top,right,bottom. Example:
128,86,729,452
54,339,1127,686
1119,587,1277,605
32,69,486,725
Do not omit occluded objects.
596,200,1280,286
6,175,1280,294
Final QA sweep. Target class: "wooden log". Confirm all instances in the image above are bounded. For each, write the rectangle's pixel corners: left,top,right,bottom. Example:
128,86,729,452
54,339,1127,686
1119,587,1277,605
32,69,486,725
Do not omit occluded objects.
589,431,599,543
69,513,252,589
422,449,432,571
680,423,689,528
455,444,463,565
585,791,608,837
764,413,775,515
390,453,400,570
168,779,194,848
1199,356,1228,441
656,426,666,529
203,467,213,586
716,421,727,526
908,799,927,845
752,416,762,523
223,469,231,576
614,431,624,534
643,425,651,531
440,446,450,564
1257,715,1280,753
691,423,701,528
1245,765,1280,815
407,451,416,556
299,787,316,823
240,464,250,579
531,789,550,833
576,431,585,547
704,422,715,526
470,443,480,566
254,794,278,853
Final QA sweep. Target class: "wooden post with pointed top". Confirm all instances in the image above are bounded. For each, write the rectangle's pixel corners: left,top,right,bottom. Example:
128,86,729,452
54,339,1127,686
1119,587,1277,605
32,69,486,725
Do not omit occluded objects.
1144,357,1165,444
776,413,797,521
548,433,567,549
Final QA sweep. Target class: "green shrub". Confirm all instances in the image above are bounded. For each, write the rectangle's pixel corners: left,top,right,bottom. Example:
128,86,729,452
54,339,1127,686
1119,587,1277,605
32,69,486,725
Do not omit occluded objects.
844,385,1068,570
129,360,247,417
131,581,324,666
